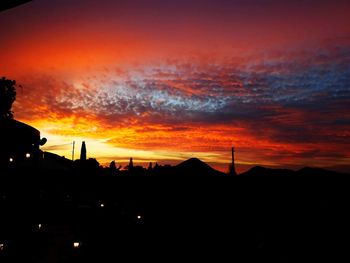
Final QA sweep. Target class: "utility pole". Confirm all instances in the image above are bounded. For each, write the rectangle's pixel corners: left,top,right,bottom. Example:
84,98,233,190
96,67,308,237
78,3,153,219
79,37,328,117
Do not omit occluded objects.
72,141,75,161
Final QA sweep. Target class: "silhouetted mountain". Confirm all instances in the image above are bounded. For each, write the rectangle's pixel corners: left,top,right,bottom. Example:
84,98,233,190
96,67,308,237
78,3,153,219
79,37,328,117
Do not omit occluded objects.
240,165,347,177
240,166,296,177
175,158,226,176
0,0,32,12
297,167,345,176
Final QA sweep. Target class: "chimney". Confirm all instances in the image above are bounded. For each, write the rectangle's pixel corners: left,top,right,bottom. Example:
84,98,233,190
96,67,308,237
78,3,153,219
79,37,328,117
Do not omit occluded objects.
128,157,134,170
80,141,87,161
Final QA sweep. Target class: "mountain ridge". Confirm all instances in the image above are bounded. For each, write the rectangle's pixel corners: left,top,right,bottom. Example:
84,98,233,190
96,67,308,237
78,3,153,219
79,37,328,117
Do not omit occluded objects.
240,165,348,177
175,157,226,176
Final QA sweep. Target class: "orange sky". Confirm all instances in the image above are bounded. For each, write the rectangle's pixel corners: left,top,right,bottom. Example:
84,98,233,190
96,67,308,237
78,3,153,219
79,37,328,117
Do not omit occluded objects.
1,0,350,173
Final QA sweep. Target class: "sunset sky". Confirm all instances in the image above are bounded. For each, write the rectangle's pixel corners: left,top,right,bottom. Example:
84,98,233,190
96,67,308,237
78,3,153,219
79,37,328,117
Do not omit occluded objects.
1,0,349,173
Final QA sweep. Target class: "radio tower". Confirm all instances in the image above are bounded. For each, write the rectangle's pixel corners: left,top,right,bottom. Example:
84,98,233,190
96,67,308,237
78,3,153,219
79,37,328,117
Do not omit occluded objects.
230,146,237,176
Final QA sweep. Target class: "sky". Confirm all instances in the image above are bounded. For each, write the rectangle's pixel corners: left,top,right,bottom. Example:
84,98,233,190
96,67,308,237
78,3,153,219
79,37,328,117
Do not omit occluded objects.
1,0,350,173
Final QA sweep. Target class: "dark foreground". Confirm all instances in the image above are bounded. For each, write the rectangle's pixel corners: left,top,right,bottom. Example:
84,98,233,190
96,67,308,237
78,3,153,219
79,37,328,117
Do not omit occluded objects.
1,172,350,262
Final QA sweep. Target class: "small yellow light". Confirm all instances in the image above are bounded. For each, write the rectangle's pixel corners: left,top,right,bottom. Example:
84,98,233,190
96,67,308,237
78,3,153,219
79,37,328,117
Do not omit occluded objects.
137,215,142,220
26,153,31,158
9,158,13,162
38,224,42,230
100,203,105,208
0,243,4,251
73,242,80,248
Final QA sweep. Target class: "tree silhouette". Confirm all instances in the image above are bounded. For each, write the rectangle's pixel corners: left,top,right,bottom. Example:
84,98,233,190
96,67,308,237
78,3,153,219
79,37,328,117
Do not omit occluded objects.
109,160,122,175
110,161,117,171
0,77,17,120
128,157,134,171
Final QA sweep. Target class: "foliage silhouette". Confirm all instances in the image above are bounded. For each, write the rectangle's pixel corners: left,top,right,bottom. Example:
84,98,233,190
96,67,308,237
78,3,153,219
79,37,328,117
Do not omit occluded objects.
109,160,121,175
0,77,17,120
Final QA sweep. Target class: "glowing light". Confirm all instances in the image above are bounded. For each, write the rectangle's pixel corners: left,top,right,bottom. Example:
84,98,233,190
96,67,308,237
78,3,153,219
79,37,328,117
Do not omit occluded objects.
26,153,31,158
73,242,81,248
9,158,13,162
38,224,42,230
137,215,142,220
0,243,4,251
100,203,105,208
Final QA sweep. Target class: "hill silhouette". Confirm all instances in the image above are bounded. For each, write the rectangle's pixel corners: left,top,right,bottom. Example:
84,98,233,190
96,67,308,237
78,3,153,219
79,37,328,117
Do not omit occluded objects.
240,165,345,177
297,166,345,176
174,158,226,177
240,166,296,177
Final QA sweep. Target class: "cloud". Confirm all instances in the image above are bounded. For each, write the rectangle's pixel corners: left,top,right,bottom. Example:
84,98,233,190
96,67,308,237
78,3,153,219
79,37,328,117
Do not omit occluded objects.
11,42,350,171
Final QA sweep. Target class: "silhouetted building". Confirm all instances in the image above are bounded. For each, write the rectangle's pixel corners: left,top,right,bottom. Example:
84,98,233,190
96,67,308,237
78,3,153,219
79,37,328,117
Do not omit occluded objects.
41,152,72,172
80,141,87,161
128,158,134,171
0,119,46,167
229,146,237,176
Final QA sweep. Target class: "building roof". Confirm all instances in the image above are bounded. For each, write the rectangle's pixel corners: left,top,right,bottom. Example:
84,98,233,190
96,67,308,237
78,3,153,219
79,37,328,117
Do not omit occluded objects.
0,119,40,148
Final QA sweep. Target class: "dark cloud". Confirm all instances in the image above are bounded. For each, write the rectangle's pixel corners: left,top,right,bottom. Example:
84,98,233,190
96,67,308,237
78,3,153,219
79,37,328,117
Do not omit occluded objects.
17,45,350,121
